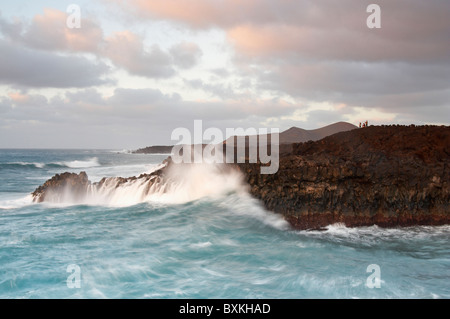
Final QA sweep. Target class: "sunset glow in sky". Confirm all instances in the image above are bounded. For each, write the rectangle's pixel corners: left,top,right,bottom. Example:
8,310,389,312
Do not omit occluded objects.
1,0,449,148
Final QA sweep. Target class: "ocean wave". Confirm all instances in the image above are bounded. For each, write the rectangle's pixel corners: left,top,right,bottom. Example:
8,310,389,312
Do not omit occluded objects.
52,157,101,169
0,162,46,169
298,222,450,244
36,163,249,208
110,149,131,154
189,241,213,249
217,194,291,231
0,157,101,170
0,195,33,210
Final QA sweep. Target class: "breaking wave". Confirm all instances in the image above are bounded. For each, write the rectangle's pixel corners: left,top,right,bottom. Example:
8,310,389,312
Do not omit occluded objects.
0,194,34,210
0,162,46,169
50,157,101,169
40,163,249,207
1,157,101,170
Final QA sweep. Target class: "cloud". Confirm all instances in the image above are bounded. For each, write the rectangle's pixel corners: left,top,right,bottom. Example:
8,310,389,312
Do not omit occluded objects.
104,31,175,78
225,1,450,64
0,9,199,80
0,8,103,52
116,0,450,118
261,61,450,97
114,0,259,28
184,78,241,100
0,87,302,147
0,39,113,88
170,42,202,69
2,84,447,148
103,35,203,77
103,34,203,77
1,1,449,149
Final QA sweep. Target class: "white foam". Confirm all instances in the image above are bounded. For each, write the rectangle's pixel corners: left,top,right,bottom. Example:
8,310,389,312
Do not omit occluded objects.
300,223,450,243
0,194,33,210
146,163,248,205
110,149,131,154
217,194,291,231
189,242,212,249
86,163,163,183
55,157,101,169
37,163,250,208
5,162,45,168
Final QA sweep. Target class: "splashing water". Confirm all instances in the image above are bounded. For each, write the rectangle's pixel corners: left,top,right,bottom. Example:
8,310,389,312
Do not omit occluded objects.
39,163,248,207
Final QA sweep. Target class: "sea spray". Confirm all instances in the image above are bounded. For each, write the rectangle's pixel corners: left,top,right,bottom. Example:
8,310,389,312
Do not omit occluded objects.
33,162,249,207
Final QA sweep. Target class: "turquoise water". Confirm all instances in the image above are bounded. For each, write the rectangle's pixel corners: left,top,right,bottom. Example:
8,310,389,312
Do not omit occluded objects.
0,149,449,298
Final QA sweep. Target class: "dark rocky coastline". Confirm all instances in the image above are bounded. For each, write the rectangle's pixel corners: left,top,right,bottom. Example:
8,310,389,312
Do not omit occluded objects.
32,125,449,230
237,125,449,229
132,145,173,154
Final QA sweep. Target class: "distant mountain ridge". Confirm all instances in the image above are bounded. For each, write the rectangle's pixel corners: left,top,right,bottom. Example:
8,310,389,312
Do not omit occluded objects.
133,122,358,154
224,121,358,145
133,145,173,154
275,121,358,144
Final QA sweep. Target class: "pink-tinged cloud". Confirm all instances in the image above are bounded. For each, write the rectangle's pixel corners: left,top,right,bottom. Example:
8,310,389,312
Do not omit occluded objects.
1,9,203,79
19,8,103,52
8,92,29,104
103,32,202,77
118,0,292,28
113,0,450,63
227,23,450,63
8,92,28,103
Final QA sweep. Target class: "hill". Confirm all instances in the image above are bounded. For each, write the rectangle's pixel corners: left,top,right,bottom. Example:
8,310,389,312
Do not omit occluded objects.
277,121,358,144
223,121,357,145
134,122,358,154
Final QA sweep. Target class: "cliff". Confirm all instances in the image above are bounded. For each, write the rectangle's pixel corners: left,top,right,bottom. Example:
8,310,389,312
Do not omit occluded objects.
237,125,449,229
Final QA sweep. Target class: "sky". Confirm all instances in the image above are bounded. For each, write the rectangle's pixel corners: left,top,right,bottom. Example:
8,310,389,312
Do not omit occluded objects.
0,0,449,149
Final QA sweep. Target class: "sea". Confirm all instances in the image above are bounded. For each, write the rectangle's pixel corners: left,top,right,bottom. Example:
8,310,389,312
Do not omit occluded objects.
0,149,448,299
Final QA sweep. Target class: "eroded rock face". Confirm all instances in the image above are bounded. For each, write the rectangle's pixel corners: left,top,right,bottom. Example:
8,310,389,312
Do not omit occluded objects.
32,159,170,203
237,125,450,230
32,172,90,203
